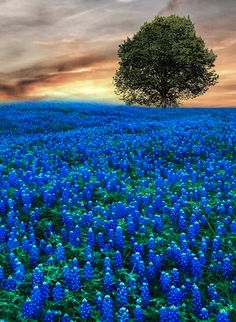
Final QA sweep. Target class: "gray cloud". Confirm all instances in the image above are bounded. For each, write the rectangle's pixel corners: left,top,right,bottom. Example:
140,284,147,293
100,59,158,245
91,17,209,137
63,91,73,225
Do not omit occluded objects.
157,0,236,58
0,0,165,73
158,0,180,15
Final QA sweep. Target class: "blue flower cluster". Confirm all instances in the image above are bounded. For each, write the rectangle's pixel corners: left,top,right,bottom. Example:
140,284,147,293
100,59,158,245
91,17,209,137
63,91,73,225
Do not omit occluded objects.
0,101,235,321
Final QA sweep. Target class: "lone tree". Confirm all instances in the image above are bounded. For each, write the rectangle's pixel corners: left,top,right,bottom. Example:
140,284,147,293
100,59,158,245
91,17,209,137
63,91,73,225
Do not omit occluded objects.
114,15,219,107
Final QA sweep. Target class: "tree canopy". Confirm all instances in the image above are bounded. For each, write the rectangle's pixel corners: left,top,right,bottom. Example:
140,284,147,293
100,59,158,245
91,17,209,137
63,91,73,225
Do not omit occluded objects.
114,15,219,107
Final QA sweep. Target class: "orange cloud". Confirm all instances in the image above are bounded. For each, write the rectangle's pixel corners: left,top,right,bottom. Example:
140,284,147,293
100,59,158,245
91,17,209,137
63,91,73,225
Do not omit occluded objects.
0,51,118,101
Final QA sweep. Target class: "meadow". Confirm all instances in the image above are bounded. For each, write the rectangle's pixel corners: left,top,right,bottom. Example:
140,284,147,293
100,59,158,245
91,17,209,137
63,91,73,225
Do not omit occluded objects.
0,101,235,321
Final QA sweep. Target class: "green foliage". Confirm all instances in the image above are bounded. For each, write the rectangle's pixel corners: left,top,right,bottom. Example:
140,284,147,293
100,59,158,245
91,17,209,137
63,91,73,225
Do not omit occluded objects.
114,15,219,107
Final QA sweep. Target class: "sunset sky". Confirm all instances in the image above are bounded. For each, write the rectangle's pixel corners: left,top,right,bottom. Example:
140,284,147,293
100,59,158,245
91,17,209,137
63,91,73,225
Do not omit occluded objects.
0,0,235,107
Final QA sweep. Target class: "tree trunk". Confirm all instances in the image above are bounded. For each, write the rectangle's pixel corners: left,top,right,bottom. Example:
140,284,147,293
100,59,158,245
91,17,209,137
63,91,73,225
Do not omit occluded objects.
160,96,167,108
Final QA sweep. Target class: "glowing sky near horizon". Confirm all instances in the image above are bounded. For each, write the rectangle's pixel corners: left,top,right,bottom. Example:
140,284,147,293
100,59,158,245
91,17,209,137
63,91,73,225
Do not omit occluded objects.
0,0,235,106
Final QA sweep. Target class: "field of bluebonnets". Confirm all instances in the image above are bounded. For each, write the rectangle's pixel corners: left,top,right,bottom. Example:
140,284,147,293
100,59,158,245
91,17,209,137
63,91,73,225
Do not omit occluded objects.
0,101,235,322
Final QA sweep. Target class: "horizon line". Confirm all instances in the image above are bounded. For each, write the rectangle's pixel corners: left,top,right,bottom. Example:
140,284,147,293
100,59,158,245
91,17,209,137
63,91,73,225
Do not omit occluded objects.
0,98,235,109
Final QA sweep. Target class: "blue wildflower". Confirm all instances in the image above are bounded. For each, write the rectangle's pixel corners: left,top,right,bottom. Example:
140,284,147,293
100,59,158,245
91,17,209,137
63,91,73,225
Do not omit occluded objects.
160,306,169,322
140,281,150,308
114,251,123,269
32,267,44,287
169,306,180,322
171,268,180,287
207,283,220,302
41,282,50,302
87,227,95,246
52,282,64,302
212,236,221,251
191,257,202,279
168,286,182,306
80,298,91,320
160,271,171,293
22,299,35,319
116,226,124,252
118,307,130,322
95,291,103,310
216,310,230,322
84,261,93,280
222,257,233,278
199,308,210,320
98,232,105,248
117,282,128,307
103,271,113,292
5,276,17,291
147,261,155,282
192,284,202,316
134,304,144,322
55,243,65,262
101,295,114,322
44,310,56,322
